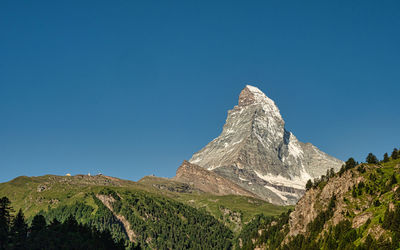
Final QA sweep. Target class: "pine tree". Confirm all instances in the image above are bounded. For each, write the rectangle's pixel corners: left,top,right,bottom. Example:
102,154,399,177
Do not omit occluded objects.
392,148,399,160
0,196,12,249
366,153,378,164
391,174,398,185
383,153,390,162
345,158,357,169
10,209,27,249
30,214,47,235
383,207,393,229
306,180,313,191
329,168,335,178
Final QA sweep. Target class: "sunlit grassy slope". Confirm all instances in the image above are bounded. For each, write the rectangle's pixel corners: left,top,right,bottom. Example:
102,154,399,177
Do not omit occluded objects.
0,174,290,233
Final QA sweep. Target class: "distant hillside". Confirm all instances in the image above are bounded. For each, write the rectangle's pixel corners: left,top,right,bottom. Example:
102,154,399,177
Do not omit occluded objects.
0,173,290,248
173,160,258,198
236,155,400,249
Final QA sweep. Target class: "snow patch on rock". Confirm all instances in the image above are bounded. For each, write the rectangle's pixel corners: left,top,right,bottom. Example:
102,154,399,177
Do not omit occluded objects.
254,170,310,190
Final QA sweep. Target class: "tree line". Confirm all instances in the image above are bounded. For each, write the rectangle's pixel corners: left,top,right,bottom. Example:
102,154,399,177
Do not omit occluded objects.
0,196,131,250
306,147,400,191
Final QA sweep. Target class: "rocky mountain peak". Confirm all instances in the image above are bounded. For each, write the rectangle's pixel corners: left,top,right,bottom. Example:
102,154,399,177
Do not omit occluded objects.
189,85,343,205
238,85,259,106
238,85,282,120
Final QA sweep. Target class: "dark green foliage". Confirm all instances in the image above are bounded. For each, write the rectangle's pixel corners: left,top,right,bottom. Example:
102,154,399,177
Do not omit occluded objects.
352,187,357,198
366,153,379,164
339,157,358,176
9,209,28,249
26,215,127,250
0,197,13,249
308,168,337,191
38,195,130,247
383,153,390,162
369,173,377,182
0,197,127,250
328,168,335,178
305,179,313,191
238,150,400,250
383,203,400,233
113,190,233,249
394,187,400,201
345,157,357,169
306,195,336,239
30,215,46,235
357,165,366,173
339,165,345,176
2,189,234,249
236,214,274,249
236,210,291,250
391,148,399,160
390,173,397,185
282,219,357,250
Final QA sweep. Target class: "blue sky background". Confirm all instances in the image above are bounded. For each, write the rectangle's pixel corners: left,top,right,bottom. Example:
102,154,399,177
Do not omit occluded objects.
1,1,400,183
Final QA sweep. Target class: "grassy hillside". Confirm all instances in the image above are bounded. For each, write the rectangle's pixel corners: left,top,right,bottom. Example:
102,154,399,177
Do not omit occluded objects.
0,173,290,248
237,156,400,250
137,175,290,232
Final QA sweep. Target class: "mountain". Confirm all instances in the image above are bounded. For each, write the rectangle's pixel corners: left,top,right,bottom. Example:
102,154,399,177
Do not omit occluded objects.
189,85,343,205
236,157,400,249
173,160,258,198
0,173,289,248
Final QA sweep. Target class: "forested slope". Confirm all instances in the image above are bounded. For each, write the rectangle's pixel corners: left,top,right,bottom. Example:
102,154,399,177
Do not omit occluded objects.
237,150,400,250
0,173,289,249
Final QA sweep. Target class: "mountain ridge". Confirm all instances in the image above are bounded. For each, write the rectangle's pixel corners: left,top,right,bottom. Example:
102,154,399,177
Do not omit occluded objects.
189,85,343,205
173,160,258,198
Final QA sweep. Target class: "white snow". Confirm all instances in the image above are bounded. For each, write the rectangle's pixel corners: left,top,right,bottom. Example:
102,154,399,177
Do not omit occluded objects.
288,133,304,158
239,177,248,181
253,131,268,148
231,139,243,146
207,165,221,171
245,85,264,94
225,128,235,134
254,170,310,190
245,85,282,120
190,157,201,164
264,185,289,201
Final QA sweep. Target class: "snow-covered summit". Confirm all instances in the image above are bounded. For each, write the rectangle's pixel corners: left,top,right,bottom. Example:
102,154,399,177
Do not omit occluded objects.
239,85,282,120
245,85,264,94
189,85,343,205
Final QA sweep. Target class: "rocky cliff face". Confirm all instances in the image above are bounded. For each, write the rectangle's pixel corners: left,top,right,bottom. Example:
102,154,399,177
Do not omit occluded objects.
173,160,258,198
189,85,343,205
238,160,400,249
286,170,364,239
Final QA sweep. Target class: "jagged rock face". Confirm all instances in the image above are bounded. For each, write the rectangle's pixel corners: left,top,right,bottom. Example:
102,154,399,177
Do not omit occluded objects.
189,85,343,205
173,161,257,198
285,169,365,241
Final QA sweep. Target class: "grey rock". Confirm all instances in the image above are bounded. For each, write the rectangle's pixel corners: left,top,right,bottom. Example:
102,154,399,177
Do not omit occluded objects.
189,85,343,205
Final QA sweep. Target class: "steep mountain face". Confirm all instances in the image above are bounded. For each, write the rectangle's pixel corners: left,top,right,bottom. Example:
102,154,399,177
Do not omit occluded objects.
173,160,258,198
190,85,343,205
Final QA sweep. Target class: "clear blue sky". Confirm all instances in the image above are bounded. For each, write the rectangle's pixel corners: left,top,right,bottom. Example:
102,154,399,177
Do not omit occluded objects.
1,1,399,183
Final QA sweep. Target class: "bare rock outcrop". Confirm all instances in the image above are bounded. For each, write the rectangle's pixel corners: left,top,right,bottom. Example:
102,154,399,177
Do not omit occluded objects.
96,194,136,242
286,170,364,239
173,160,258,198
